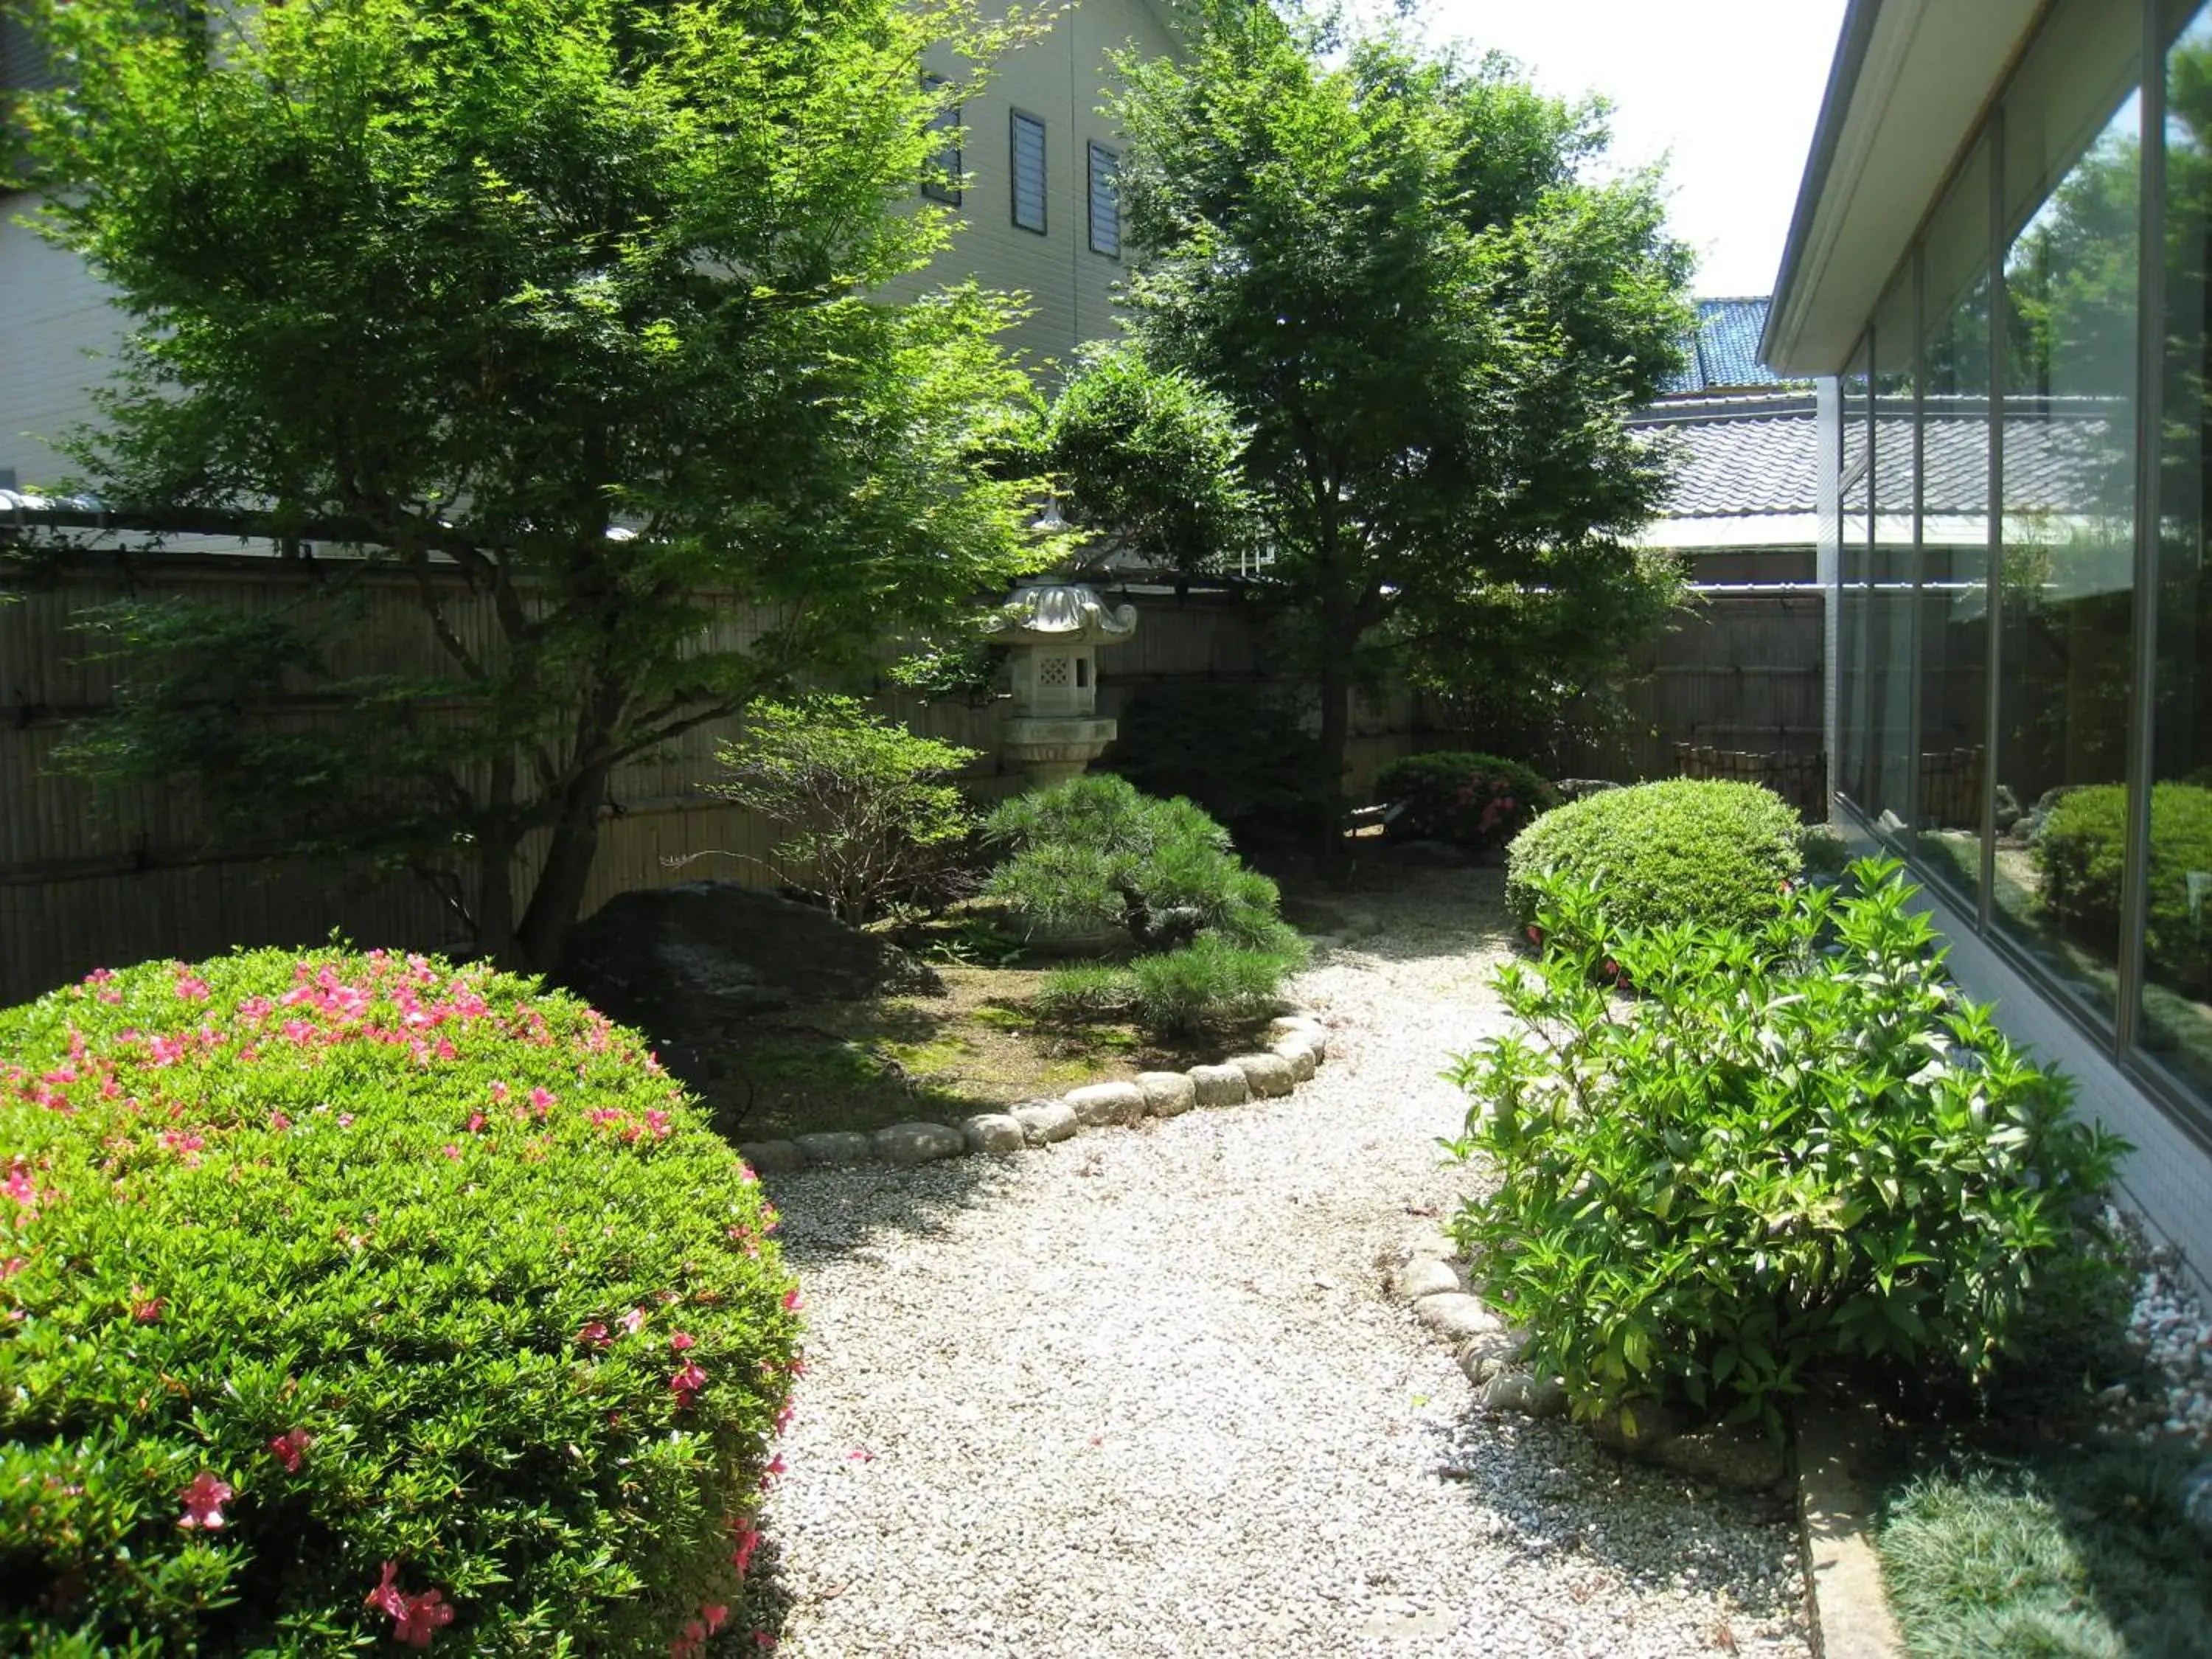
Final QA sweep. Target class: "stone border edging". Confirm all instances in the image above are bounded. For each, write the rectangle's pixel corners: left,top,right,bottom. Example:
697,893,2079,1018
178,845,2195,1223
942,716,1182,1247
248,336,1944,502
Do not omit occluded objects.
734,1012,1332,1175
1388,1231,1900,1658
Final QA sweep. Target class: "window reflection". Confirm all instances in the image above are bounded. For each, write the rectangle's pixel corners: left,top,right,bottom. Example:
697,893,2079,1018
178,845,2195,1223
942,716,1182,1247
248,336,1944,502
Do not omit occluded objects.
2143,4,2212,1096
1913,145,1994,905
1990,86,2140,1023
1839,350,1873,810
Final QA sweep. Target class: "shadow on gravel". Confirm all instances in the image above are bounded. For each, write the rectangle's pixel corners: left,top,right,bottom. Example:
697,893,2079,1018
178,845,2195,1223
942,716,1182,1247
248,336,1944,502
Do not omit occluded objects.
754,1154,1020,1268
1420,1406,1801,1634
1290,867,1525,970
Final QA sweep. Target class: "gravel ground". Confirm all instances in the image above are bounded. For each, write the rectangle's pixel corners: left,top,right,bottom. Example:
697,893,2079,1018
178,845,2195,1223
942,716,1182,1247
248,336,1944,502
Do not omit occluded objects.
750,868,1811,1658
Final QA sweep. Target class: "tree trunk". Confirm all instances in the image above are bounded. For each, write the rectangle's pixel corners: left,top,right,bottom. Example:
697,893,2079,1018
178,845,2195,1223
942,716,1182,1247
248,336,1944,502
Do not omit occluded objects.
514,762,612,971
1316,642,1354,871
475,827,521,967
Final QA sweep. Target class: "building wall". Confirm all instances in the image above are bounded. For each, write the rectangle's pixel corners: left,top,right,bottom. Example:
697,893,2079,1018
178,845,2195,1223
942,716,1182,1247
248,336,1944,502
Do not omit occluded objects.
901,0,1178,380
0,213,127,490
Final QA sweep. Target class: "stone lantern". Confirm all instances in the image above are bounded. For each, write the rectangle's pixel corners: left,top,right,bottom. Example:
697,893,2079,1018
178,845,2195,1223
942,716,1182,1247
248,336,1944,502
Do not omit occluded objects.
985,582,1138,787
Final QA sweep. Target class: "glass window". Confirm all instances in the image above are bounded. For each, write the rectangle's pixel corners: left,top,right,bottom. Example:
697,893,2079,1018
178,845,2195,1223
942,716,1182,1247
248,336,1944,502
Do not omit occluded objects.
1916,139,1995,905
2142,1,2212,1103
1839,342,1873,810
1088,142,1120,258
1868,272,1919,837
1011,112,1047,234
922,75,962,206
1990,43,2140,1023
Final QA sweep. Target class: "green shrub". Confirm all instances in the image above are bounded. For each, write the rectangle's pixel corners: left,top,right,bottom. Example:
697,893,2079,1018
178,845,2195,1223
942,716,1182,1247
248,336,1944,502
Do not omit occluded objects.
1031,963,1136,1022
711,695,980,925
1127,936,1299,1035
1103,684,1331,854
2036,781,2212,999
983,773,1301,956
1445,860,2127,1436
1503,778,1804,947
0,948,799,1654
1371,751,1557,855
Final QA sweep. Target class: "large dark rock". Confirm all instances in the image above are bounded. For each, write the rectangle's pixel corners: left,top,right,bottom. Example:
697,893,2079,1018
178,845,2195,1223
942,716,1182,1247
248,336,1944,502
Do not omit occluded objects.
557,882,928,1044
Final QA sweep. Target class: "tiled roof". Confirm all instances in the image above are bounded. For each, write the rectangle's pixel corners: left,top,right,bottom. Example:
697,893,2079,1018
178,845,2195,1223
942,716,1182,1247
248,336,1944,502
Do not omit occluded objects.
1659,297,1798,394
1637,393,2122,521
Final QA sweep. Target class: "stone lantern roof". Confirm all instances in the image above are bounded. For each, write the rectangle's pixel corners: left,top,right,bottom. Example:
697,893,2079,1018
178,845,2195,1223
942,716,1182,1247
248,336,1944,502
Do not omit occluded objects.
984,582,1139,647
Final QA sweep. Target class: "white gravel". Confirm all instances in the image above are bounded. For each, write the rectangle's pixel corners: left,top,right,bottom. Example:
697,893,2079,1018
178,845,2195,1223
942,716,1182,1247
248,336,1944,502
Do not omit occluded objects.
752,868,1810,1658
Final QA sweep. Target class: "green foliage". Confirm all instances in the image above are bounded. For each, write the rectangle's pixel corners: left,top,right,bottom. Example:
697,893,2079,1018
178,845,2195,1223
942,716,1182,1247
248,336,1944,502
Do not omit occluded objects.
1372,751,1557,855
12,0,1054,968
0,947,798,1652
1030,963,1137,1023
1103,684,1332,854
1444,861,2128,1436
984,775,1305,1030
1127,936,1296,1035
982,773,1301,955
1800,824,1851,880
1095,0,1694,813
1504,779,1804,949
2035,781,2212,999
710,696,979,926
1878,1443,2212,1658
1041,342,1259,571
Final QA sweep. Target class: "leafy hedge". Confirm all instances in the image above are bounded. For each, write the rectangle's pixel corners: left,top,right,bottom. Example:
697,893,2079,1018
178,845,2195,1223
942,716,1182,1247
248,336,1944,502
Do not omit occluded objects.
1504,778,1804,947
1371,751,1556,855
0,949,799,1654
1447,862,2127,1435
2036,780,2212,1000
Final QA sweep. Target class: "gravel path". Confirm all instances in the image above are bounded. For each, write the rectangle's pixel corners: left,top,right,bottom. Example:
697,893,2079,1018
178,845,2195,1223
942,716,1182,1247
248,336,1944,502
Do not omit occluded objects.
752,868,1811,1658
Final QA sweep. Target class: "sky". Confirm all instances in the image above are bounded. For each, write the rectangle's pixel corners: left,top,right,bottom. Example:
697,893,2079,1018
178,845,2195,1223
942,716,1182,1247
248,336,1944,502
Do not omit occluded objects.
1415,0,1851,299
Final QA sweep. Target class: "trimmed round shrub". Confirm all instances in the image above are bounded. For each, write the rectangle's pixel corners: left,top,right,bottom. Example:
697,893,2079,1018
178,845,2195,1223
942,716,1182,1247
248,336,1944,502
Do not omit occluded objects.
2036,781,2212,999
1504,778,1804,946
1371,751,1557,855
0,947,799,1655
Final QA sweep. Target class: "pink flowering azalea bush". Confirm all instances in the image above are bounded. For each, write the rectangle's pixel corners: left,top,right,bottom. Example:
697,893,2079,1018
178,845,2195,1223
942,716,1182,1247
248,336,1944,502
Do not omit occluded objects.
0,947,801,1654
1371,751,1557,857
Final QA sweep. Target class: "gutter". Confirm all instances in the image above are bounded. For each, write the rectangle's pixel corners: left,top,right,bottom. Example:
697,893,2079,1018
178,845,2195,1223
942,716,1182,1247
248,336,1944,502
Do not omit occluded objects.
1761,0,1886,368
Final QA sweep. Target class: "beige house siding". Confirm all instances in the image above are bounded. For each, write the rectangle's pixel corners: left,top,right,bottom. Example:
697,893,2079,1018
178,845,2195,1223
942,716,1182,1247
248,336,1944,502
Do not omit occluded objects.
0,215,128,490
900,0,1179,382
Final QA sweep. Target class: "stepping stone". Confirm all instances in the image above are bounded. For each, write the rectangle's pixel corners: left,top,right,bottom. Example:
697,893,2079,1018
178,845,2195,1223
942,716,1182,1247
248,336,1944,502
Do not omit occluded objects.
1135,1071,1197,1117
793,1131,873,1166
1064,1081,1144,1127
959,1113,1026,1155
1231,1052,1295,1097
1187,1063,1250,1107
872,1121,964,1166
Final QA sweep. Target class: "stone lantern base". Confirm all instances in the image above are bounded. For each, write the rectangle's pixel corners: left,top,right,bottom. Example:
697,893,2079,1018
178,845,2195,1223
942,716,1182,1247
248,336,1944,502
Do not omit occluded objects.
1001,714,1118,789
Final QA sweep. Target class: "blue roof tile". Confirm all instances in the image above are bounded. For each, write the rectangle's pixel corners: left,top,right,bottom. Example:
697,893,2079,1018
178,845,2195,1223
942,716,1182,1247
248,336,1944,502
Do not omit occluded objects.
1659,297,1796,394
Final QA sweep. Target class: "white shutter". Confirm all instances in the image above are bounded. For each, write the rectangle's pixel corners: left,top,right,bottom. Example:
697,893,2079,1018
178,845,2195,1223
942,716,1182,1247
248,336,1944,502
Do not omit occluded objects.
1088,143,1120,257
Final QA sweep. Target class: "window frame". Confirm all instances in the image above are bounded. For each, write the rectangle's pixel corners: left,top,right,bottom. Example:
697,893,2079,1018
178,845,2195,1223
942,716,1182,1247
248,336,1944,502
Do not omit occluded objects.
1009,109,1048,235
921,74,962,207
1087,140,1120,258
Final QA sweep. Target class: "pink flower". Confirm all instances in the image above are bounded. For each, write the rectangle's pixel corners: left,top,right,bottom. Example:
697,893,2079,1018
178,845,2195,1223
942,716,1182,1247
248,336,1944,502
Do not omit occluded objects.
442,1144,462,1161
131,1295,164,1324
465,1113,487,1133
669,1330,696,1352
703,1605,728,1634
529,1086,557,1116
177,1471,233,1530
490,1081,509,1104
338,1113,355,1128
175,974,211,1002
782,1287,801,1313
267,1428,313,1472
644,1109,672,1139
269,1111,291,1132
619,1307,648,1336
669,1361,709,1408
577,1320,611,1350
366,1562,456,1649
731,1516,762,1575
0,1257,26,1280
